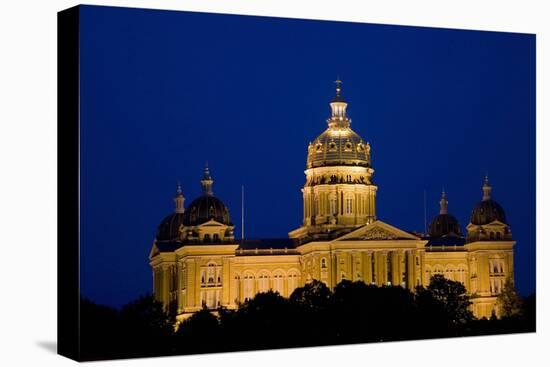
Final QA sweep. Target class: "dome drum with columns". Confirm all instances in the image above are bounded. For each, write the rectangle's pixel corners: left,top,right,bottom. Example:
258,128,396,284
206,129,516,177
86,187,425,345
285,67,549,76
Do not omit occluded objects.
149,79,517,322
291,80,378,241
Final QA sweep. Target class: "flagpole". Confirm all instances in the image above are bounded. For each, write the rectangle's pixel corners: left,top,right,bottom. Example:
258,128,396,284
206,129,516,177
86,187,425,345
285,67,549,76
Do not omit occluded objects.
423,190,427,235
241,185,245,241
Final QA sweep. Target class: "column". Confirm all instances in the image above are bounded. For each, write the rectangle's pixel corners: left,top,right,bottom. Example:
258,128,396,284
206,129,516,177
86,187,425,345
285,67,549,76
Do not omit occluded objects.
407,251,415,291
478,253,490,296
177,262,183,312
392,251,400,285
365,251,373,284
222,257,231,306
187,260,197,308
378,252,387,286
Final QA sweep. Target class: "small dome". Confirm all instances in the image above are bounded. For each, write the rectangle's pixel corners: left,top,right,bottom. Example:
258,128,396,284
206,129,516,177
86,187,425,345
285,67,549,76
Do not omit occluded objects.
470,176,507,225
429,214,461,237
428,190,461,237
470,199,507,225
156,212,185,242
182,164,232,226
183,195,231,226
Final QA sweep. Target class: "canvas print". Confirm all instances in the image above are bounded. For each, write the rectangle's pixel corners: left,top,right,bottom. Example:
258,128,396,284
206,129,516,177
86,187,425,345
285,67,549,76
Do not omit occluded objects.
58,4,536,361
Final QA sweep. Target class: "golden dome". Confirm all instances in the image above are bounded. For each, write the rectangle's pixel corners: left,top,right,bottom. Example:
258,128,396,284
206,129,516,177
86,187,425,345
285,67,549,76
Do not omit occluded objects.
306,80,371,169
307,127,370,169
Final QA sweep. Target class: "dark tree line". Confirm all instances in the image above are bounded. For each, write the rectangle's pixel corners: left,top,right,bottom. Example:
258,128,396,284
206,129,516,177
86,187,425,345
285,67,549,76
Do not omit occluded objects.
80,275,535,360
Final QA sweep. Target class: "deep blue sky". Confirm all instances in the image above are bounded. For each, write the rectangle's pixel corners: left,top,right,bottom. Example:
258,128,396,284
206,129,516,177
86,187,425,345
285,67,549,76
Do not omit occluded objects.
79,5,535,307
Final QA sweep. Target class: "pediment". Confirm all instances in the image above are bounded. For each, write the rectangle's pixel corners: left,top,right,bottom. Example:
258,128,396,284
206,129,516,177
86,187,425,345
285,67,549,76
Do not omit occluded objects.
484,220,508,227
149,242,160,259
336,220,419,241
467,220,508,229
198,219,226,227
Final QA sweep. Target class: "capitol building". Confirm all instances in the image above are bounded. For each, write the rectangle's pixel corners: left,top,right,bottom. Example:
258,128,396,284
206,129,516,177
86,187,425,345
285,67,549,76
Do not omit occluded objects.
149,81,515,320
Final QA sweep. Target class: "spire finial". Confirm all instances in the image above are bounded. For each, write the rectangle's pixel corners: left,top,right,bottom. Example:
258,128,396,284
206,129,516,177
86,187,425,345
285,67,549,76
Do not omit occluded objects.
203,162,212,180
201,163,214,196
439,189,448,215
482,174,492,201
329,76,349,123
174,181,185,213
335,76,342,96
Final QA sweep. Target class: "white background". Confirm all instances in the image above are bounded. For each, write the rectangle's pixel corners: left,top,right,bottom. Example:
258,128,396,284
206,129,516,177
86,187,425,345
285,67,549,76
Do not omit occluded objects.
0,0,547,366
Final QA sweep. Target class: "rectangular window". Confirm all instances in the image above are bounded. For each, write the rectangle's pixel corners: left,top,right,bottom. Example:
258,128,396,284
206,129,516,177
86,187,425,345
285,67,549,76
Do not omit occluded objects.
346,198,353,214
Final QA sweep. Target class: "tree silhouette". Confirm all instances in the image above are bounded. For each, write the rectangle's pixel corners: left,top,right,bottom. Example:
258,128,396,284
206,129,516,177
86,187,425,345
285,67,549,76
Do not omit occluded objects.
80,297,123,360
424,274,473,326
497,277,523,318
78,281,535,360
289,280,333,345
290,279,332,312
118,295,174,357
174,305,220,353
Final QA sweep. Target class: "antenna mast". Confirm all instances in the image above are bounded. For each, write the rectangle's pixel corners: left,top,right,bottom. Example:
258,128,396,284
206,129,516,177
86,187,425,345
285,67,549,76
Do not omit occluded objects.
423,190,427,235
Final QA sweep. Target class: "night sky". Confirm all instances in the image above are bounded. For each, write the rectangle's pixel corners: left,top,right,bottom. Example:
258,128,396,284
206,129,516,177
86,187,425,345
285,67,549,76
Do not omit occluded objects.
79,5,535,308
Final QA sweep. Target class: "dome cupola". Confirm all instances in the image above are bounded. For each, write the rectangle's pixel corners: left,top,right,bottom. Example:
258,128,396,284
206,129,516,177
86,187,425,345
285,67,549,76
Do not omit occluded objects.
470,176,507,225
306,79,371,169
155,183,186,242
183,164,232,226
428,190,461,237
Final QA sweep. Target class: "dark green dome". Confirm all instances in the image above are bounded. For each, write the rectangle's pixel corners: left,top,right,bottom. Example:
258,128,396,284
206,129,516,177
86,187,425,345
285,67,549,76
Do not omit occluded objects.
429,213,461,237
183,195,231,226
470,199,507,225
156,213,185,242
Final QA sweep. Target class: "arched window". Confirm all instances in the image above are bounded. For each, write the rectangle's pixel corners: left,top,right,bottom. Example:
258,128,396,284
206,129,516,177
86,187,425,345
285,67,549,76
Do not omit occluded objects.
321,257,327,269
345,198,353,214
445,266,455,281
243,273,255,300
288,271,299,293
204,234,211,242
233,275,241,302
457,265,467,284
329,195,337,215
314,197,320,216
258,272,270,293
273,272,285,295
213,233,220,242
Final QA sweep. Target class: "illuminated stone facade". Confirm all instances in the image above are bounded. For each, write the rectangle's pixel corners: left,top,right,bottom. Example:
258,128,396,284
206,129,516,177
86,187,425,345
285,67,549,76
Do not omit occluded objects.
149,81,516,320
